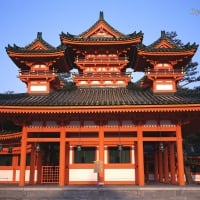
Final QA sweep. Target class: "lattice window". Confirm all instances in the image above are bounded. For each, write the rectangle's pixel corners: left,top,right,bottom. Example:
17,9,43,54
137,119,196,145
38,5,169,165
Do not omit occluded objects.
42,166,59,183
74,147,96,163
108,146,131,163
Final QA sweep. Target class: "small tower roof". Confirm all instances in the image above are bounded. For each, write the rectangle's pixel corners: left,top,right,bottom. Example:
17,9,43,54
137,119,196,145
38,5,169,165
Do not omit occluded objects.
6,32,68,71
60,11,143,44
138,30,198,52
6,32,65,52
134,31,198,71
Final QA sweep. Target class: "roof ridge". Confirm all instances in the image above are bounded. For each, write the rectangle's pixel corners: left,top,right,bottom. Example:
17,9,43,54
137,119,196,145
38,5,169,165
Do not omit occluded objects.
24,32,56,50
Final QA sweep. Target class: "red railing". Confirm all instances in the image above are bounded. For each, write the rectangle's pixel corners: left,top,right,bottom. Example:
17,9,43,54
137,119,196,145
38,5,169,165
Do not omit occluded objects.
18,70,57,76
146,69,184,75
73,72,131,78
75,57,128,63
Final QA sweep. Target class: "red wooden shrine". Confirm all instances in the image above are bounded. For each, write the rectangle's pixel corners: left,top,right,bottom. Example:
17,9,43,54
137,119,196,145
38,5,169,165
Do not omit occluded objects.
0,12,200,186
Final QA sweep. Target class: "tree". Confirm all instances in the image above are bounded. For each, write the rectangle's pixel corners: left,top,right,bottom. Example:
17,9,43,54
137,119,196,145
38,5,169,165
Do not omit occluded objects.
166,32,199,88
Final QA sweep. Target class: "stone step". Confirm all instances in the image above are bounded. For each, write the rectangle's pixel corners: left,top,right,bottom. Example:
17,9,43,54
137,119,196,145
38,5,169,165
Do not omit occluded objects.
0,185,200,200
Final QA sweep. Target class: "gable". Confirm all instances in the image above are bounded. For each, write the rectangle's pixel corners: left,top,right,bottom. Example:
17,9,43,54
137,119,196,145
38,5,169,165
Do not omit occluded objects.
89,26,115,38
28,41,49,50
82,21,121,38
155,40,174,49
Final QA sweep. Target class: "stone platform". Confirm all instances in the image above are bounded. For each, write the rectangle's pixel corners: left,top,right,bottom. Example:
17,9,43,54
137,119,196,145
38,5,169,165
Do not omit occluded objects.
0,184,200,200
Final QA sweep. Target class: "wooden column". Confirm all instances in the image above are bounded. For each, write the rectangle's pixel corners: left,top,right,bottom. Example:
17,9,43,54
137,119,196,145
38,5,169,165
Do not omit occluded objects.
164,145,169,183
176,122,185,186
98,121,104,184
137,122,144,186
59,126,66,186
29,143,36,184
158,150,163,182
169,142,176,184
12,154,18,183
65,142,70,185
134,142,138,184
36,151,42,184
19,125,27,186
154,151,159,182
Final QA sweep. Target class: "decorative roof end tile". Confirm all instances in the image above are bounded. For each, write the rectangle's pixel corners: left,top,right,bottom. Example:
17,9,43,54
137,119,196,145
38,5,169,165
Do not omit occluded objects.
99,11,104,20
37,32,42,40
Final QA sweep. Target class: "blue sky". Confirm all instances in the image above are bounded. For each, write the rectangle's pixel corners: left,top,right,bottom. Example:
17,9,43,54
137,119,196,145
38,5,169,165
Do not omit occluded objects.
0,0,200,93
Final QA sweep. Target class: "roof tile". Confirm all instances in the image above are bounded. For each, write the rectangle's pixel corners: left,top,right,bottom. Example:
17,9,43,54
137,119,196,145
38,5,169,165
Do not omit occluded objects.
0,87,199,107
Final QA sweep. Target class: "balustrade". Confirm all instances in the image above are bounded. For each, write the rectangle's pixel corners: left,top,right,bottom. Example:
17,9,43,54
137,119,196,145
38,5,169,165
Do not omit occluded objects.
73,72,131,78
18,69,57,76
146,68,184,75
75,56,128,63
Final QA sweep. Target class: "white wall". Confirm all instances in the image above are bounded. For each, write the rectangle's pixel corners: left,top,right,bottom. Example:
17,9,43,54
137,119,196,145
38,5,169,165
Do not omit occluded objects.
105,169,135,181
69,169,97,181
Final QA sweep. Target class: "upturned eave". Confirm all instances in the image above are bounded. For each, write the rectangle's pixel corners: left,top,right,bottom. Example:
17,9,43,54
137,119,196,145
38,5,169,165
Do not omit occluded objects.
1,104,200,114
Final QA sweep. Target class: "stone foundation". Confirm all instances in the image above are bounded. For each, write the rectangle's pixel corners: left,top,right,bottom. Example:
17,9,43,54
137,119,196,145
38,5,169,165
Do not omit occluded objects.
0,185,199,200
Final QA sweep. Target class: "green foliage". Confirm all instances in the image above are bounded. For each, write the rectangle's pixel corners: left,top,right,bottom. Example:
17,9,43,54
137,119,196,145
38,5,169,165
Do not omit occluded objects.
166,31,183,46
62,82,77,91
57,72,77,91
180,61,199,87
166,31,200,88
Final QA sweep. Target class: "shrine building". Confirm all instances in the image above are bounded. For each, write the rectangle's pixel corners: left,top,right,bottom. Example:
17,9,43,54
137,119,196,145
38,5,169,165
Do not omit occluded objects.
0,12,200,186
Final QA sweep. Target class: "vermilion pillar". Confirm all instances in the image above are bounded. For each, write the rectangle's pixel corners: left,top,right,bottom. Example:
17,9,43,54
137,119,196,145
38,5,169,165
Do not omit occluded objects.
29,143,36,184
169,142,176,184
137,122,144,186
65,142,70,185
158,150,163,182
134,142,138,184
98,121,104,184
154,151,159,182
36,151,42,184
59,126,66,186
164,145,169,183
19,125,28,186
176,123,185,186
12,154,18,183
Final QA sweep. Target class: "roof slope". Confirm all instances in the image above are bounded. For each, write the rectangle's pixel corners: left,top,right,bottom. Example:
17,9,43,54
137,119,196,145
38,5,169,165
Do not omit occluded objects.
5,32,68,71
0,87,199,107
6,32,65,53
60,11,143,43
138,31,198,53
